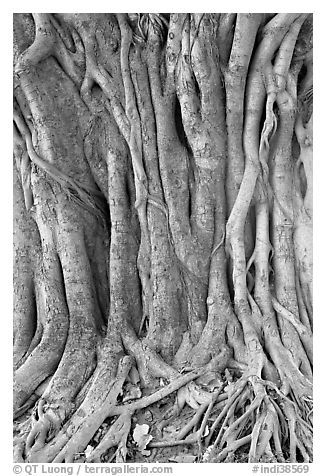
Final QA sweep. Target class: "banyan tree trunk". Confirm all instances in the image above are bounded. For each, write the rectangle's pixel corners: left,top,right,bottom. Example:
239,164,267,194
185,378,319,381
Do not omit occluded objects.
13,13,313,463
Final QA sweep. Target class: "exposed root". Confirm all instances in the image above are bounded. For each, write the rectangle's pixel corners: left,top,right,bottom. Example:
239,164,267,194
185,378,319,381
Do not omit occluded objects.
53,365,207,462
86,412,132,463
150,385,226,456
13,437,25,463
19,345,225,463
283,401,312,462
14,337,313,464
25,355,133,462
13,13,313,465
203,375,312,463
26,399,62,453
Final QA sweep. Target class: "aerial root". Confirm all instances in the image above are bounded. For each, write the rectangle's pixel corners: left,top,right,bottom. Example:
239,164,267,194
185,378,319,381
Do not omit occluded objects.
149,385,226,455
15,351,312,463
205,378,248,447
283,401,312,462
201,376,312,463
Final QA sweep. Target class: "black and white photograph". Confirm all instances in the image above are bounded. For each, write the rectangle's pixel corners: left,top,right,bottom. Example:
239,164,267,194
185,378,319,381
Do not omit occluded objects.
12,8,314,471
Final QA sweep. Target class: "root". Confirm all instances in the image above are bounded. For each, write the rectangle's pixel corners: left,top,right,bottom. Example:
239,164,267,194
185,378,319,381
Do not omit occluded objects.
151,385,226,456
86,412,132,463
13,438,25,463
54,365,206,462
15,340,313,464
26,414,59,454
22,345,205,463
13,12,313,466
27,355,133,463
21,347,213,463
25,397,75,460
203,375,312,463
283,402,311,462
212,435,252,463
271,296,312,363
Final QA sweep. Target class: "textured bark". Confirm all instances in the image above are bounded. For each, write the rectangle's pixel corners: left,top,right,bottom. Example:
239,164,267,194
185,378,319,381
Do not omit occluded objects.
13,13,313,464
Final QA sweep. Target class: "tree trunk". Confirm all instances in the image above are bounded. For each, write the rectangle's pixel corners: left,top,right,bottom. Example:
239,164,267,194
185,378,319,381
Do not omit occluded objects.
13,13,313,463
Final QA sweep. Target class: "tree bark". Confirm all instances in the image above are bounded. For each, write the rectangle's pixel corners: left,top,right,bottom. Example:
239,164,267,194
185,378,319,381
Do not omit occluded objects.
13,13,313,463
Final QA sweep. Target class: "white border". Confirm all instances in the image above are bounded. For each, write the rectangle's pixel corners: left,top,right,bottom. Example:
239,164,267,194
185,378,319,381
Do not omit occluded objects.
3,4,324,474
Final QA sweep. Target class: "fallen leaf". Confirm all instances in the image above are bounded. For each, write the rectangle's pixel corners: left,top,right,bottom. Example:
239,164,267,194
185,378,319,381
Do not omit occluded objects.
138,434,153,452
133,423,150,443
205,377,224,392
195,371,217,386
162,425,179,439
169,454,197,463
176,385,187,411
122,383,142,403
129,366,140,384
84,445,94,459
141,449,151,457
185,385,199,409
188,381,212,405
133,423,153,453
225,368,233,382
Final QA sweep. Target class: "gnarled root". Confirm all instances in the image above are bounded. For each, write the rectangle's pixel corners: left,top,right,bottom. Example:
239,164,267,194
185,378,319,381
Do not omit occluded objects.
204,375,312,463
86,412,132,463
25,398,71,457
21,344,221,463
